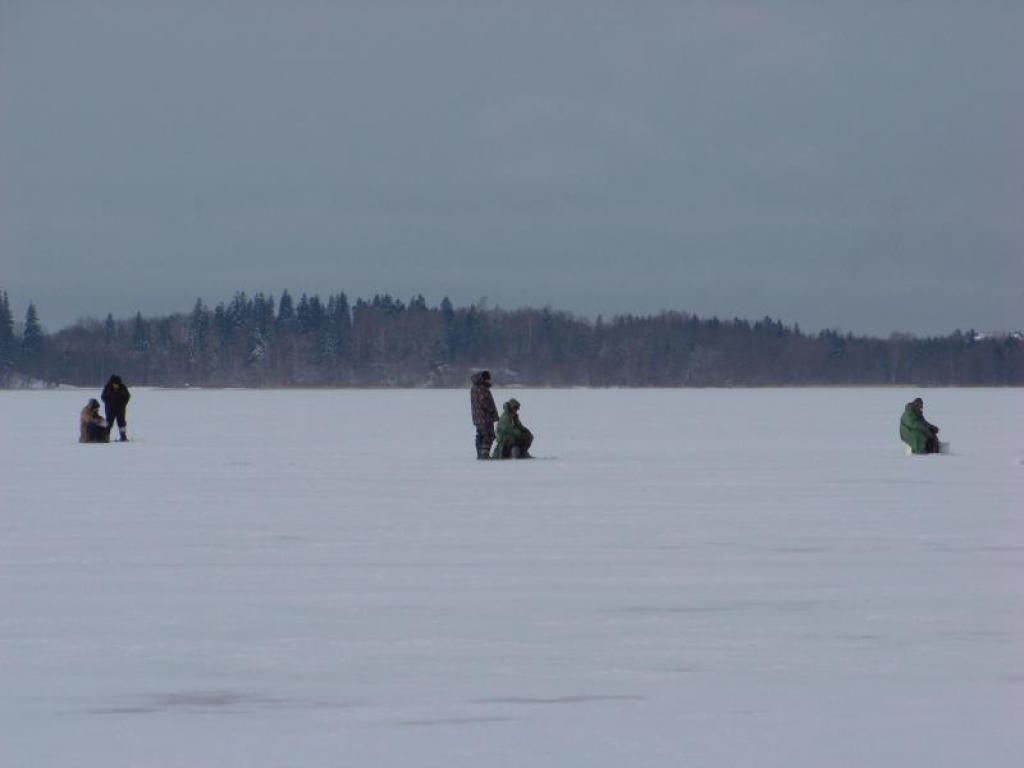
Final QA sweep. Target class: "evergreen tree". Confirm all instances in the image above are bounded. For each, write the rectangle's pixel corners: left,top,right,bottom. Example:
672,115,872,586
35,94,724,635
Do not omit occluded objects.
307,295,325,331
132,311,150,353
277,289,295,324
248,293,275,369
252,293,275,338
188,298,210,361
334,291,352,359
21,303,44,362
296,294,311,333
0,291,14,379
321,292,353,372
440,296,454,324
227,292,250,329
440,296,456,358
213,302,231,342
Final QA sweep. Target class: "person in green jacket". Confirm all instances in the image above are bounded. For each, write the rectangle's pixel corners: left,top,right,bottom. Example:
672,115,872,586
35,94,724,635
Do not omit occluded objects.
492,398,534,459
900,397,941,454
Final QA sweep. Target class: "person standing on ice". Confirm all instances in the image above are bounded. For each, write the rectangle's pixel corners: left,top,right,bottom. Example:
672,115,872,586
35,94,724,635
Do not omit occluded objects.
101,374,131,442
470,370,499,459
492,398,533,459
900,397,941,454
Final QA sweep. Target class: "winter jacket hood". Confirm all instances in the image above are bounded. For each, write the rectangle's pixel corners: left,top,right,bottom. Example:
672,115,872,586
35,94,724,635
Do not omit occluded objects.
496,401,527,439
900,401,937,454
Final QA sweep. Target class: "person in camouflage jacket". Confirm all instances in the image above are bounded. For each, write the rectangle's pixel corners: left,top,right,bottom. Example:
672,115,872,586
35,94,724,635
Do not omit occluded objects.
470,370,499,459
900,397,940,454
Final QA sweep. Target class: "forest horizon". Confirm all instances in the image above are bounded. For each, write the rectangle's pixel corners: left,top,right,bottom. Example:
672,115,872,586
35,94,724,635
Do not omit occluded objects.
1,288,1021,388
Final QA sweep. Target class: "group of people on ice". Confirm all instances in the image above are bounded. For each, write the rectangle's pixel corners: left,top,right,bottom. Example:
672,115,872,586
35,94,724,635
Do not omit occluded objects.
472,369,946,460
79,375,131,444
76,369,944,459
470,370,533,459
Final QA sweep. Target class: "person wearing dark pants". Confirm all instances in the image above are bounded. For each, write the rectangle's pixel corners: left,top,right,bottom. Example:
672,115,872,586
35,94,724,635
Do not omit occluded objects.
470,370,498,459
101,374,131,442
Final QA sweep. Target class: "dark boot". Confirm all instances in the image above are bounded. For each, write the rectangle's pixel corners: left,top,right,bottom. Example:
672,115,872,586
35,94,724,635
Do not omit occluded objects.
119,429,128,442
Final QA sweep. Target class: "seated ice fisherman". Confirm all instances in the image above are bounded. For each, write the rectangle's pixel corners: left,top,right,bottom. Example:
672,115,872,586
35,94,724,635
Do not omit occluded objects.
899,397,940,454
492,398,534,459
79,398,111,444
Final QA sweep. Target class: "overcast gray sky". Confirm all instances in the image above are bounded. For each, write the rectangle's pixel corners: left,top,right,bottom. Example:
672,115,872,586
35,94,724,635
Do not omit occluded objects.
1,1,1021,335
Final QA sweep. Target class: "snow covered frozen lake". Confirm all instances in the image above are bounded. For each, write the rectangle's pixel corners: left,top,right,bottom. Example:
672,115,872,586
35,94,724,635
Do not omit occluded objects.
2,387,1022,767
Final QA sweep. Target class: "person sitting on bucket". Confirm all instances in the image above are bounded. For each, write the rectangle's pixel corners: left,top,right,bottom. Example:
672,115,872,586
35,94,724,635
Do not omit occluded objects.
900,397,941,454
492,398,533,459
79,398,111,443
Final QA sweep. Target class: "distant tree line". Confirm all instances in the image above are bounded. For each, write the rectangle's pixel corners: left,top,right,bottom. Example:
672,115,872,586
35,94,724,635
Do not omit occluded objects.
1,287,1021,387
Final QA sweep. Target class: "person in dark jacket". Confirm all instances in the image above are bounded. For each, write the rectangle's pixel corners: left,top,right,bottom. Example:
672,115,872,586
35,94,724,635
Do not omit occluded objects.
101,374,131,442
470,370,499,459
79,398,110,443
492,398,533,459
900,397,940,454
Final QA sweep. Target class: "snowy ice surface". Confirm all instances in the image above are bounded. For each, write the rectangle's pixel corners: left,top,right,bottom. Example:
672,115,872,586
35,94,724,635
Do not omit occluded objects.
1,387,1022,768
